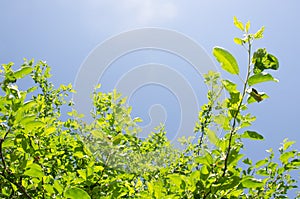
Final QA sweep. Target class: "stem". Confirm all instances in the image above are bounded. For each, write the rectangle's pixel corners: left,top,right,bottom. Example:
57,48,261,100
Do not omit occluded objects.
222,41,252,176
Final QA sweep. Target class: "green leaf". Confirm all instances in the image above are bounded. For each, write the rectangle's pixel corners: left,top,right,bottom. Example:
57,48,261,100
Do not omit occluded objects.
233,16,244,31
241,131,264,140
213,47,239,75
245,21,250,32
207,129,220,146
222,80,238,93
53,181,63,194
14,66,33,79
214,115,230,130
243,158,252,165
254,26,265,39
229,92,241,104
242,177,264,188
255,158,268,168
280,151,296,164
252,48,279,73
195,151,213,166
283,139,296,151
247,93,269,104
168,174,183,188
234,38,243,45
248,73,278,86
65,187,91,199
247,88,268,103
24,163,44,179
25,121,45,130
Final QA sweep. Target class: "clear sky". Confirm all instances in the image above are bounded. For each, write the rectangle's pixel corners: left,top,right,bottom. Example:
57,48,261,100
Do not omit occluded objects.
1,1,299,165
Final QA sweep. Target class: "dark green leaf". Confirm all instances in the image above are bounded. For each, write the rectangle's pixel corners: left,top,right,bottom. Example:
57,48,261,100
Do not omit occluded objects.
243,158,252,165
213,47,239,75
229,92,241,104
241,131,264,140
252,48,279,73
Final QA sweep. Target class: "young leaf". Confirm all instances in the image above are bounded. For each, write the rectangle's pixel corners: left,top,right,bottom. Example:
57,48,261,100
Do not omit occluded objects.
245,21,251,32
213,47,239,75
248,73,279,86
280,151,296,164
234,38,243,45
222,80,238,93
14,66,33,79
254,26,265,39
241,131,264,140
233,16,244,31
65,187,91,199
283,139,296,151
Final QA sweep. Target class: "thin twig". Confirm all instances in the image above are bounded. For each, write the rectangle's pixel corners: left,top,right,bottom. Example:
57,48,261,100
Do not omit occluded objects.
222,41,252,177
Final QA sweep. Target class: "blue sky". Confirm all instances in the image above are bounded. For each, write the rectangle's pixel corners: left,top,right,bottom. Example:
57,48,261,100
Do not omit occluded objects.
1,1,299,165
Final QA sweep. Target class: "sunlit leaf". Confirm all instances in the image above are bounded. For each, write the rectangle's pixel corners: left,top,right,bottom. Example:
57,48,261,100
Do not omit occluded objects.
14,66,33,79
283,139,296,151
242,177,264,188
213,47,239,75
234,38,243,45
233,16,244,31
222,80,238,93
24,163,43,179
280,151,296,164
245,21,250,32
254,26,265,39
248,73,278,86
65,187,91,199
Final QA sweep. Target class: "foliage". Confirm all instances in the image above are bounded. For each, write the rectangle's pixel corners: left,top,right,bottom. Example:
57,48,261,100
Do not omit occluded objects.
0,17,299,198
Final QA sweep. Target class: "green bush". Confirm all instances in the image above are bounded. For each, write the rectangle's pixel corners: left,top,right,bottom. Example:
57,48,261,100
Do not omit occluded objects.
0,17,299,199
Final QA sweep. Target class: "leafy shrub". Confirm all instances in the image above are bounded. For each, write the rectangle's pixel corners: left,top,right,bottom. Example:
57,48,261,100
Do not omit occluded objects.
0,17,299,199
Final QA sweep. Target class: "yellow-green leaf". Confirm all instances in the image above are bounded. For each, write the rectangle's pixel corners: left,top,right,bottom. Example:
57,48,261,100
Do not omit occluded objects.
14,66,33,79
234,38,243,45
254,26,265,39
24,163,44,179
213,47,239,75
242,177,264,188
248,73,278,86
65,187,91,199
233,16,244,31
